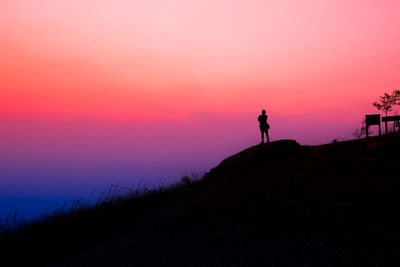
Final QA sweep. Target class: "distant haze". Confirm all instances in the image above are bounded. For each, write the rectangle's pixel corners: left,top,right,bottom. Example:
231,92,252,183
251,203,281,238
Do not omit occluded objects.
1,1,400,217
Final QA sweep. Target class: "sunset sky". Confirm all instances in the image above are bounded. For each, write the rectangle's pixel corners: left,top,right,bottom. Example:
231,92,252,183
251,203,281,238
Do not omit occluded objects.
1,1,400,215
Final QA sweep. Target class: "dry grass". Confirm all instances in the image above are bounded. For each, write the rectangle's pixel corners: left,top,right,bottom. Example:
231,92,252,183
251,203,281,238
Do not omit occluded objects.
1,134,400,266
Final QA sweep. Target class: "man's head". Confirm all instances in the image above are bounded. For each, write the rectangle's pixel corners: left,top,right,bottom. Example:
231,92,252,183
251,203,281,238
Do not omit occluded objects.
262,109,266,115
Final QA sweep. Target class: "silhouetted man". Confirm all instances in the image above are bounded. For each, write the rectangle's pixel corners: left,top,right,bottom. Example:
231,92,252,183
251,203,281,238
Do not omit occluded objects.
258,109,269,143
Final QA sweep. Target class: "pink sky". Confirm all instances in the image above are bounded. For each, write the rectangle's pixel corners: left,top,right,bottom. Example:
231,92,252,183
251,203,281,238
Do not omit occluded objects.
2,0,400,118
1,1,400,199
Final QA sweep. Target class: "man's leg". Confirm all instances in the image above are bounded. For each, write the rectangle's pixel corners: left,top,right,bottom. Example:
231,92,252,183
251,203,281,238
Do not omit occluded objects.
260,129,264,143
266,132,270,143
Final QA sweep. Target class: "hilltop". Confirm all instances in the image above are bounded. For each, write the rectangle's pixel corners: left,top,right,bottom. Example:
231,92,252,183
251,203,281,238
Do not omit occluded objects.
2,134,400,266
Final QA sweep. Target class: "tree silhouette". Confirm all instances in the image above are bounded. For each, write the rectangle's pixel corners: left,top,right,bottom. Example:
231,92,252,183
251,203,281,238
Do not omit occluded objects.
373,93,394,116
394,90,400,105
373,90,400,133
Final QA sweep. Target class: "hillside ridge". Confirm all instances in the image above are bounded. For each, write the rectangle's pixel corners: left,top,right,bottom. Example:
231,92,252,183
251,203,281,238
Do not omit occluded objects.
2,134,400,266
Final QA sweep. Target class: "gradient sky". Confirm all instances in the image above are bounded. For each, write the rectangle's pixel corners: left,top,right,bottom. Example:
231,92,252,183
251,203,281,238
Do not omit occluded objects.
1,1,400,216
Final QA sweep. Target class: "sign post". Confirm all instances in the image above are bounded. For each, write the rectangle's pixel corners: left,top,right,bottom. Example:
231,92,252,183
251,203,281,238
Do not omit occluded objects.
382,115,400,134
365,114,381,137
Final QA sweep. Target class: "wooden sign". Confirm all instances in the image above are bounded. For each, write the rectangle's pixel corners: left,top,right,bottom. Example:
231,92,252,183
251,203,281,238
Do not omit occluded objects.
381,115,400,134
365,114,381,137
382,115,400,122
366,114,381,125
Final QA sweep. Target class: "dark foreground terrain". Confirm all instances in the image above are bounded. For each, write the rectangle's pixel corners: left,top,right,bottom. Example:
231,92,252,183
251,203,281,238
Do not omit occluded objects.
2,134,400,266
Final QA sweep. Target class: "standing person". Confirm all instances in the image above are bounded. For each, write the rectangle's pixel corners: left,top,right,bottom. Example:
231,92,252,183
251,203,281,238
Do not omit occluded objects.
258,109,270,143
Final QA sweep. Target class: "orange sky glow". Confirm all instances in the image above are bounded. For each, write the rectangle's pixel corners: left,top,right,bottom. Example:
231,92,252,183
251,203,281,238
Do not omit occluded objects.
2,0,400,121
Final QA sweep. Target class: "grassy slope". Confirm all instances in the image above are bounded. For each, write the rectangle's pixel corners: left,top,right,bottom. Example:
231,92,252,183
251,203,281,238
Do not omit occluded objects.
2,135,400,266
